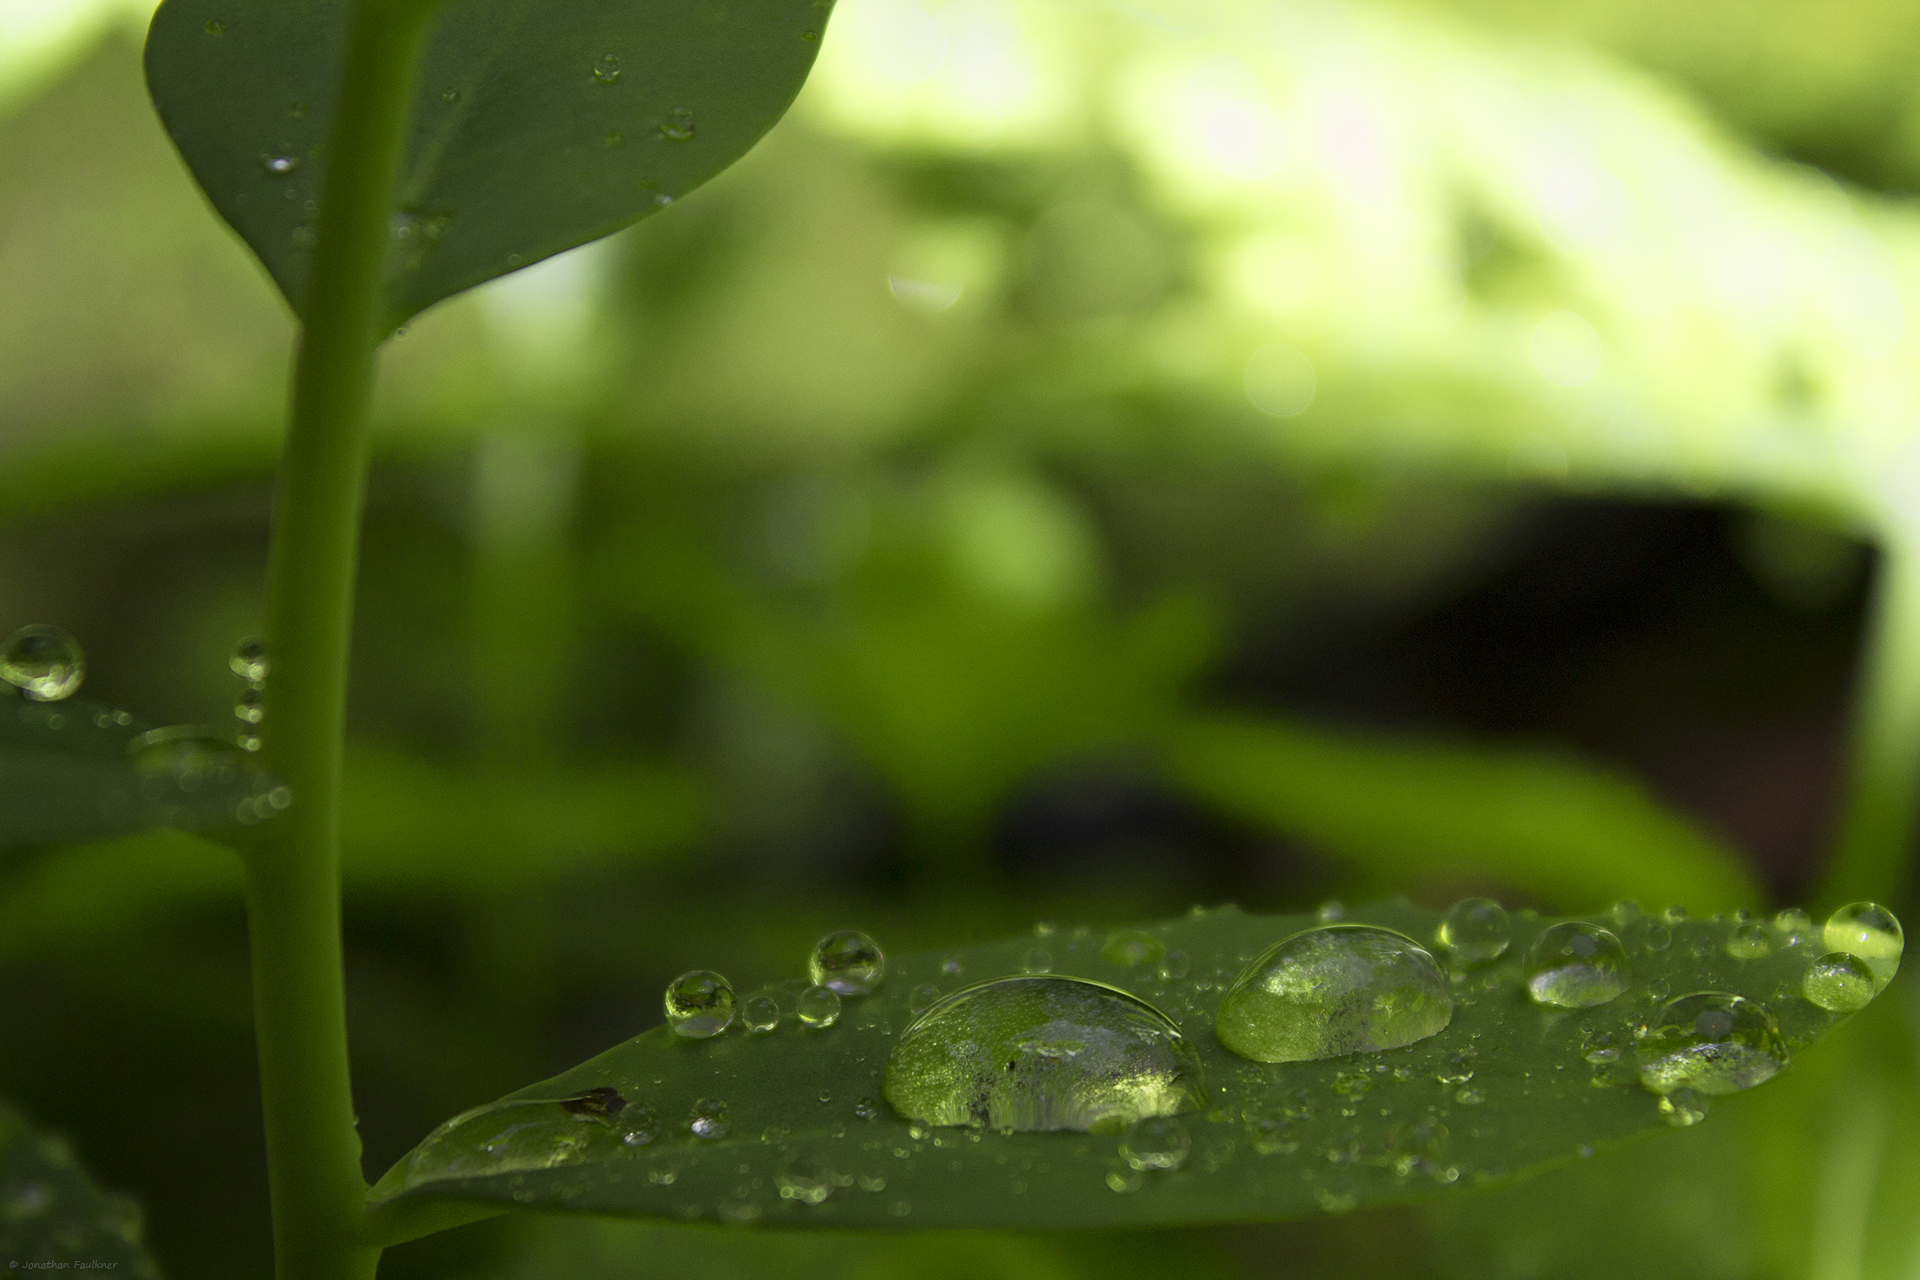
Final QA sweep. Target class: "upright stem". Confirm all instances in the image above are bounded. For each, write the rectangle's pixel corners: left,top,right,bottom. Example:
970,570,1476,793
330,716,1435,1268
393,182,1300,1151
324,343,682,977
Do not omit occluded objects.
249,3,435,1278
1822,535,1920,912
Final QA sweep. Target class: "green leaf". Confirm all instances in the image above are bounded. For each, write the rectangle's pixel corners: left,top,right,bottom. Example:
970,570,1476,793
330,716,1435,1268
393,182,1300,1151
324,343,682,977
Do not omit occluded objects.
143,0,831,329
366,900,1867,1234
1163,714,1760,913
0,1098,162,1277
0,696,285,849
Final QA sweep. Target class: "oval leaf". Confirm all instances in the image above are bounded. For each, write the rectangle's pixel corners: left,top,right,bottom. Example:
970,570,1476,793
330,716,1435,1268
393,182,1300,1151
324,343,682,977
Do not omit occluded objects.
144,0,831,329
368,901,1877,1231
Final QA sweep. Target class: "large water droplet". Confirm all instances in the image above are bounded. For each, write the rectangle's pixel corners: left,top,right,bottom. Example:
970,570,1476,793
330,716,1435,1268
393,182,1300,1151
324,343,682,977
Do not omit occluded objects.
403,1099,604,1187
809,929,885,994
1119,1116,1190,1171
1637,993,1787,1096
664,970,734,1038
797,984,841,1028
1823,902,1903,985
1437,898,1510,962
658,106,696,142
883,976,1203,1132
1524,922,1630,1008
2,626,84,701
1802,952,1877,1012
230,637,268,683
1214,925,1452,1063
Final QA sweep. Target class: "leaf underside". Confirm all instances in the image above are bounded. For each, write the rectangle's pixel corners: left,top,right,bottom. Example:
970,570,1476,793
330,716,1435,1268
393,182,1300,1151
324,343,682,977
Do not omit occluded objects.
0,1099,162,1277
143,0,830,330
0,696,275,849
372,901,1858,1230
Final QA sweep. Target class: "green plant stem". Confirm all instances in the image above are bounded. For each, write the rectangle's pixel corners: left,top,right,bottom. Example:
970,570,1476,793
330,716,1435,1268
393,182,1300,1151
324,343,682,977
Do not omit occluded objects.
1823,535,1920,912
248,2,437,1278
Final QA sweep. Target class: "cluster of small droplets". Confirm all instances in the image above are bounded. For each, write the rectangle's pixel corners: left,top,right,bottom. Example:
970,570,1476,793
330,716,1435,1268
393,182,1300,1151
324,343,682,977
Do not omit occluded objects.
2,625,85,702
662,930,886,1045
229,636,268,751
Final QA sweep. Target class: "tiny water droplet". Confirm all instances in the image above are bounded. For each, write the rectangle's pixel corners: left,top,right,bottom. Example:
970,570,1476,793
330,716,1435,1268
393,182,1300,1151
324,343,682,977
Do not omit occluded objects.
1823,902,1903,985
441,86,460,103
741,993,780,1033
1663,905,1690,924
1155,949,1190,980
261,148,300,176
1316,900,1346,922
810,929,885,994
1727,923,1773,960
1580,1028,1621,1064
941,956,963,975
2,626,84,701
664,970,734,1038
801,28,819,40
853,1097,881,1121
593,53,622,83
884,976,1203,1132
909,984,941,1014
1802,952,1877,1012
1021,947,1053,974
1105,1167,1144,1193
1658,1087,1709,1127
797,984,841,1028
204,19,226,34
1103,930,1165,967
234,687,264,724
1524,922,1630,1008
620,1105,659,1146
1119,1116,1191,1171
658,106,696,142
1637,993,1787,1096
776,1154,834,1205
1215,926,1452,1063
1437,897,1511,962
689,1097,730,1140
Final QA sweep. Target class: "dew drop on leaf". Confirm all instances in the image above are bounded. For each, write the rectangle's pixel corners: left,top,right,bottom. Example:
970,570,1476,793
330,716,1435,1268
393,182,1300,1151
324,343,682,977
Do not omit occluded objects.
809,929,885,994
883,976,1203,1132
658,106,696,142
1726,923,1773,960
908,984,940,1014
740,993,780,1033
402,1100,598,1188
689,1097,730,1140
1802,952,1877,1012
797,984,841,1028
1119,1117,1191,1171
260,149,299,176
2,626,84,701
663,970,734,1038
1156,949,1190,980
1822,902,1903,985
1524,922,1630,1008
1437,897,1510,962
1636,993,1787,1096
592,53,622,83
1658,1087,1709,1127
1214,925,1452,1063
1021,947,1053,974
1102,930,1165,967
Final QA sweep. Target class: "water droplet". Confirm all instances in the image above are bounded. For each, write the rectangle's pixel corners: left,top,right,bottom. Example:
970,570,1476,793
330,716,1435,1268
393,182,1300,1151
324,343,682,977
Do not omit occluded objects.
1580,1029,1622,1064
1156,950,1190,980
620,1105,659,1146
404,1099,604,1187
689,1097,730,1140
2,626,84,701
1658,1087,1709,1127
853,1097,881,1121
1727,923,1773,960
776,1154,834,1205
1119,1117,1190,1171
234,687,265,725
261,148,300,176
1645,976,1670,1000
664,970,734,1038
1802,952,1877,1012
558,1085,626,1123
204,19,226,34
1316,900,1346,922
1437,898,1511,962
741,994,780,1033
1823,902,1903,985
658,106,696,142
1105,1167,1144,1193
441,86,460,103
1248,1116,1299,1154
1021,947,1053,974
1524,922,1630,1008
593,53,622,83
1215,926,1452,1063
883,976,1203,1132
1637,993,1787,1096
941,956,963,975
1774,908,1812,934
1663,905,1690,924
1103,930,1165,967
1454,1086,1486,1105
801,28,819,40
287,101,308,119
909,984,941,1014
810,929,885,994
1637,921,1672,952
1435,1048,1476,1084
797,984,841,1028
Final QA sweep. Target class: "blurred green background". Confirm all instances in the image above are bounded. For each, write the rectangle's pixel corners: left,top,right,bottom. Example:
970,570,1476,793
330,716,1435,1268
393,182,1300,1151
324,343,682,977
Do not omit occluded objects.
3,0,1918,1274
